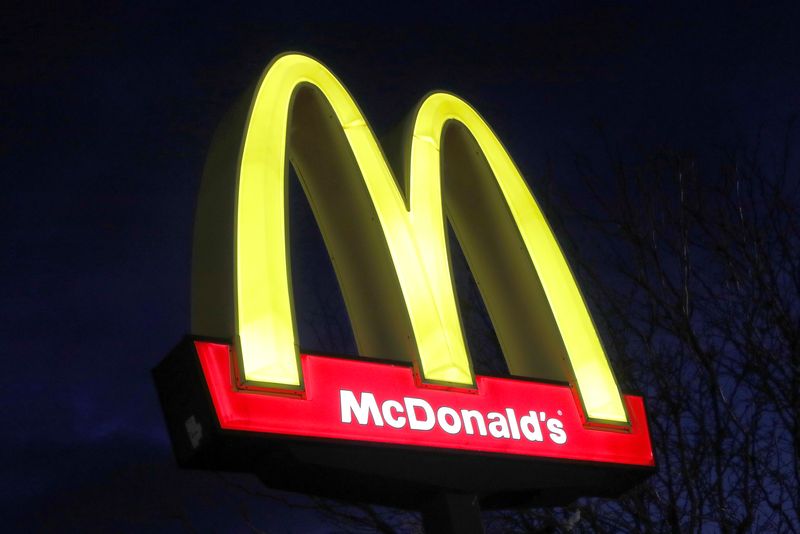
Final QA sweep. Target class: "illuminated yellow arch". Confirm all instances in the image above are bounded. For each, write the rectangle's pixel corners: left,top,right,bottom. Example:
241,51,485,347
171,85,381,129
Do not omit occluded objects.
191,53,628,424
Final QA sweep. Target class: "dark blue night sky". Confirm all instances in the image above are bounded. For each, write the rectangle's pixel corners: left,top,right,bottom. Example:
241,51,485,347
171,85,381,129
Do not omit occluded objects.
2,2,799,531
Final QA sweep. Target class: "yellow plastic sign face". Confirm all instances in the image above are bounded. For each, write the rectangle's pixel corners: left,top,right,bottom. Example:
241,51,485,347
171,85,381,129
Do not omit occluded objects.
191,53,628,425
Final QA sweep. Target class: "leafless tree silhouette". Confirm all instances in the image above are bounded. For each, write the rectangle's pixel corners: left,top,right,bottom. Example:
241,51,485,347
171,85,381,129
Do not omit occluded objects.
490,121,799,533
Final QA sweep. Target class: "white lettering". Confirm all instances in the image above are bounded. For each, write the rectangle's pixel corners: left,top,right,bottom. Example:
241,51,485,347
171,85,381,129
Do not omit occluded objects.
547,418,567,444
381,399,406,429
461,409,487,436
404,397,435,430
487,412,511,439
436,406,462,434
339,390,568,445
520,411,543,442
340,390,384,426
506,408,521,440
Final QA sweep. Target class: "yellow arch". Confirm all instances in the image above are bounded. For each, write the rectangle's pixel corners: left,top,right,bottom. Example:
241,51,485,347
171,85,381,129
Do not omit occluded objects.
410,94,627,423
194,53,628,424
236,54,473,389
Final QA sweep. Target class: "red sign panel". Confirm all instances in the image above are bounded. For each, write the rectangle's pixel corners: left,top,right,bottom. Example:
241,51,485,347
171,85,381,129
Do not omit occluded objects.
197,341,653,466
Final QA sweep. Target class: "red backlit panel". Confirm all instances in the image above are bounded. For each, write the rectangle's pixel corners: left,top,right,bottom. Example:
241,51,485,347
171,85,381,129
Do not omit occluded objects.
196,341,654,466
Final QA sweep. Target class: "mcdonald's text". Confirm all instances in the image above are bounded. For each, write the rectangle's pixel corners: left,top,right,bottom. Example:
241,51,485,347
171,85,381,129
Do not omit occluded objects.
340,390,568,444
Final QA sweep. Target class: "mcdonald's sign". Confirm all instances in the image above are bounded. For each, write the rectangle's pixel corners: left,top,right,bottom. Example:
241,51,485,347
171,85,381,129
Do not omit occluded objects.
155,53,654,506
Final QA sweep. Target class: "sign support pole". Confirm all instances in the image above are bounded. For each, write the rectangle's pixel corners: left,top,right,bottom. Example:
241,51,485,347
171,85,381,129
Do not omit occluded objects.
421,492,484,534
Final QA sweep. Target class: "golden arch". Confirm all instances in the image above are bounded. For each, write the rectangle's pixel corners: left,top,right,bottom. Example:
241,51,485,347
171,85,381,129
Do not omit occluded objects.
191,53,628,425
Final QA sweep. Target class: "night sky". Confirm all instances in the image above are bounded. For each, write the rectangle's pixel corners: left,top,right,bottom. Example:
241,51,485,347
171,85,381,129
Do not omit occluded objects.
3,2,799,531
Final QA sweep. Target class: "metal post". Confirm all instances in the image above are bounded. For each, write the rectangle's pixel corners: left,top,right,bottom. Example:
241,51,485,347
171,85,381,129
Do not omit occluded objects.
421,492,484,534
